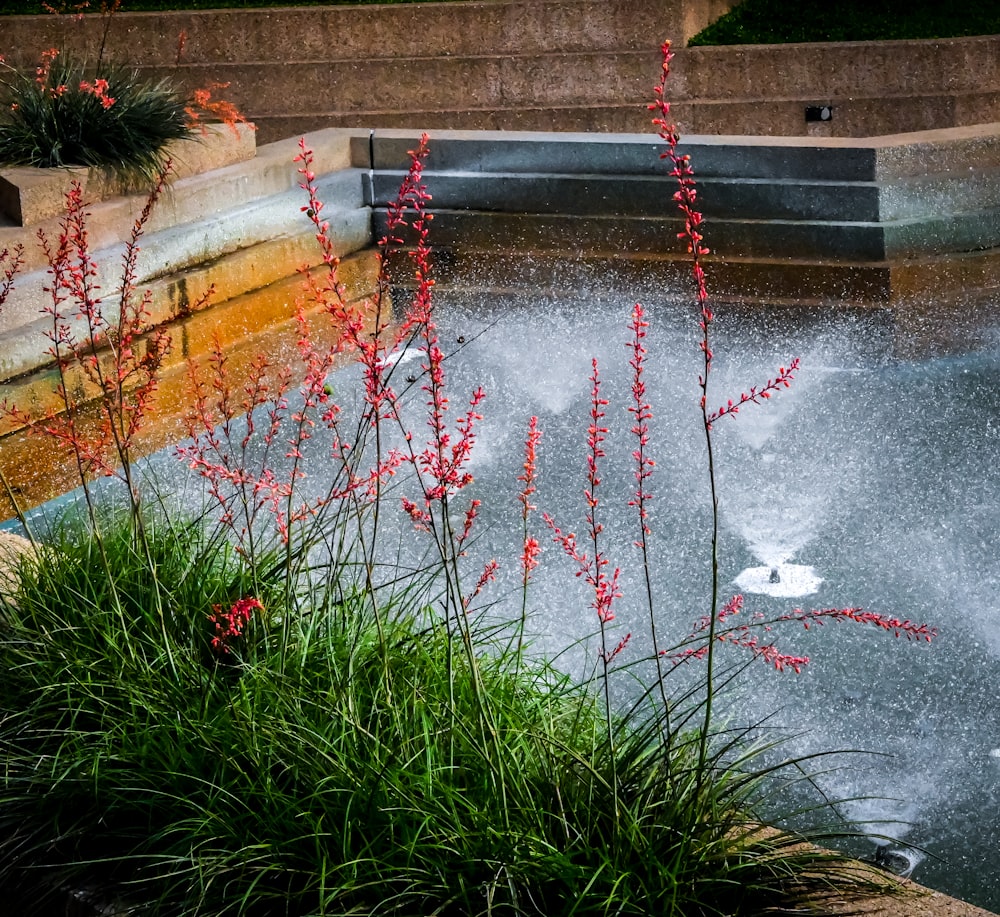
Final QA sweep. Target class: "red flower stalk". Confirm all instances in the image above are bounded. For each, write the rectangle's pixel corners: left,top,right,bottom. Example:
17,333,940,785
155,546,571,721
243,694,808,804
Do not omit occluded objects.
669,596,937,674
780,607,938,641
2,175,172,509
78,77,115,109
393,143,486,552
544,360,623,635
627,304,655,542
183,137,438,560
417,374,485,503
518,416,543,583
625,302,673,708
401,496,431,532
178,336,299,552
649,41,809,765
463,559,500,611
601,632,632,665
649,42,710,344
707,360,801,428
0,243,25,312
669,594,809,673
208,596,262,657
185,82,253,136
295,135,432,438
35,48,59,90
280,138,407,534
386,138,487,522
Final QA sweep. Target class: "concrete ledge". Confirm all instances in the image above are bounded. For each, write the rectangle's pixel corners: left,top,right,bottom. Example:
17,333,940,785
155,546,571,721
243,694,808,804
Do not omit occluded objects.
361,126,1000,261
0,127,366,283
0,123,256,227
356,123,1000,181
0,128,371,380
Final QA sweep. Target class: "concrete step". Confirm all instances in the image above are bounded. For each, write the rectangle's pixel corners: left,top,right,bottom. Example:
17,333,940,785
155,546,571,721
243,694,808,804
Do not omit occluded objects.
0,0,689,68
362,127,1000,261
358,124,1000,184
256,106,655,141
680,94,1000,140
676,37,1000,101
388,248,895,305
156,51,660,122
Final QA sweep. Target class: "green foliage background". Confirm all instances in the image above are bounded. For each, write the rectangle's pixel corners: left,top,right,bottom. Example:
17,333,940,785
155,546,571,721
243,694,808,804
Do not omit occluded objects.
690,0,1000,45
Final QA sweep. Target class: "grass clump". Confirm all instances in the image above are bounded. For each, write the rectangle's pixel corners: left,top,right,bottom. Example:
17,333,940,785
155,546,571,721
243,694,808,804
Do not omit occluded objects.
690,0,1000,45
0,509,878,916
0,51,195,186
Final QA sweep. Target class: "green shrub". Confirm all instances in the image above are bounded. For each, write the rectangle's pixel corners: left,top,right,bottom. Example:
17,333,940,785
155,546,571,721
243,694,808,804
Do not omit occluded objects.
689,0,1000,45
0,509,882,916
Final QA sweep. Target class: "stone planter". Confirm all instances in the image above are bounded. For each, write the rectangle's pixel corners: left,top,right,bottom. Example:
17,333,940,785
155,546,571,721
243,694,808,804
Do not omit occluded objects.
0,121,256,226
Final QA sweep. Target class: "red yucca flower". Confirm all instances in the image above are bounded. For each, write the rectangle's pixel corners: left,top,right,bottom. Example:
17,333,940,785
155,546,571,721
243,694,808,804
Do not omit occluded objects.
185,82,254,136
670,595,810,673
519,416,543,583
0,244,25,311
208,596,262,656
544,360,629,666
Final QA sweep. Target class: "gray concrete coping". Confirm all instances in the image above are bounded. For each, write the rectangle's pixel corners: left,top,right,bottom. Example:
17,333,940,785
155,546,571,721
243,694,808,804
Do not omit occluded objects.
355,123,1000,182
357,125,1000,261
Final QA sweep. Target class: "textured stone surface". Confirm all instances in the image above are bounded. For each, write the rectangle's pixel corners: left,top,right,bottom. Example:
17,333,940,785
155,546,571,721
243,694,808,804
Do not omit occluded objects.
0,123,255,226
2,2,997,140
0,128,371,380
364,126,1000,262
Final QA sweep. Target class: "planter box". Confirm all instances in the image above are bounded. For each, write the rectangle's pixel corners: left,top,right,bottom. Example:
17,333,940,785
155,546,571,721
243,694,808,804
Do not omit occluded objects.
0,121,256,226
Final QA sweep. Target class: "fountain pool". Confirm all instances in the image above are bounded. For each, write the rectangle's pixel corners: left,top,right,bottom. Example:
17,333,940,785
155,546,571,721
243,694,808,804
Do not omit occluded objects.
385,287,1000,909
2,277,999,908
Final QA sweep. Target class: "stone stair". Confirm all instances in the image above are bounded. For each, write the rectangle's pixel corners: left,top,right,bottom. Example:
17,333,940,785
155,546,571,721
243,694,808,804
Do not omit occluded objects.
672,36,1000,137
4,1,998,142
0,0,721,143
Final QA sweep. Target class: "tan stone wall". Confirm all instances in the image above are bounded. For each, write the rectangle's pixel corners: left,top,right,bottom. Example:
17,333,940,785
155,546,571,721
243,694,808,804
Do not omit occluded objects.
673,36,1000,137
1,1,997,141
0,1,742,142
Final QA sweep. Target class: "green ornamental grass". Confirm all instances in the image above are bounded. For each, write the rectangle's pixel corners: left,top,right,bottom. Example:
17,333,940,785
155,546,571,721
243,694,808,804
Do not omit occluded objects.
0,509,885,916
0,50,194,187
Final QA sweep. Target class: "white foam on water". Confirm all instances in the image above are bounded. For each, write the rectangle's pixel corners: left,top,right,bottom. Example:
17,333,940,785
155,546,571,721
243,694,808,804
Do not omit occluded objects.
733,563,823,597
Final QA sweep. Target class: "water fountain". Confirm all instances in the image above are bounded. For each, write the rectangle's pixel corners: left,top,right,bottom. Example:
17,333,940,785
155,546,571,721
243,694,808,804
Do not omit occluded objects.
393,287,1000,909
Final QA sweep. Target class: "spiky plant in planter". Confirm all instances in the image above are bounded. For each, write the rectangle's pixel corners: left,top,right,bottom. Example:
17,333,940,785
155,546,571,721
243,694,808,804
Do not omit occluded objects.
0,48,196,189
